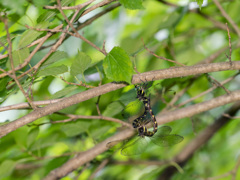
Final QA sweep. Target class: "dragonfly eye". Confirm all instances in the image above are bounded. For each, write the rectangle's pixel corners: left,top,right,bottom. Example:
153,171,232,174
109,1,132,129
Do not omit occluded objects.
132,122,137,128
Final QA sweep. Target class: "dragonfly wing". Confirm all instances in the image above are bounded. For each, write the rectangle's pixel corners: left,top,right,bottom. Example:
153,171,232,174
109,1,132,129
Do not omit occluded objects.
151,134,184,147
155,126,172,136
106,139,125,151
121,136,149,156
122,99,144,121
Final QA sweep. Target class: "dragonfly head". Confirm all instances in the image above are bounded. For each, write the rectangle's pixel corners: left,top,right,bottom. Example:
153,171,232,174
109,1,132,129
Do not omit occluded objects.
138,126,147,137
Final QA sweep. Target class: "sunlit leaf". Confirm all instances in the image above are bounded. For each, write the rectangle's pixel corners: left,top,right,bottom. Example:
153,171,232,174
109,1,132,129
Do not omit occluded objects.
70,51,92,77
41,51,68,69
37,64,68,77
61,121,91,137
103,46,134,84
11,126,28,148
102,101,124,117
0,160,16,179
18,22,51,48
45,156,69,175
51,86,78,99
0,0,26,15
27,127,39,148
6,47,29,68
119,0,144,10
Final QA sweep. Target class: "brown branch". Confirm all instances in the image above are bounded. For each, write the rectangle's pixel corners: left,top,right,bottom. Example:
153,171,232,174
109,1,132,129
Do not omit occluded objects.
1,61,239,113
131,61,238,84
159,101,240,179
176,73,238,108
33,113,132,128
0,99,62,112
1,61,240,138
43,92,240,179
56,0,107,55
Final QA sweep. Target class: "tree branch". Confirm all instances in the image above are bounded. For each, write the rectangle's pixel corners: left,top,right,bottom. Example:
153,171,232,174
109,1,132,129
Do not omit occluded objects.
159,101,240,179
43,91,240,179
1,61,240,138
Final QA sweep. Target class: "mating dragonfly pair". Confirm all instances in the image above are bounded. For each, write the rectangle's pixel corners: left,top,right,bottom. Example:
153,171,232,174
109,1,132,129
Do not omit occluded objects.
107,82,183,156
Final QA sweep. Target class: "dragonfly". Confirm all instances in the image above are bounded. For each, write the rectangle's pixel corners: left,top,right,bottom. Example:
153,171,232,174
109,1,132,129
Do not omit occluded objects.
107,125,184,156
122,82,159,134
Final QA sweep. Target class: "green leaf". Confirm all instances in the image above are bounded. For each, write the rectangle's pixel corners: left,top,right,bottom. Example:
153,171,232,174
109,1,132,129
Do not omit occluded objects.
119,0,144,10
45,156,69,175
27,127,39,148
89,125,111,138
30,134,59,151
103,47,133,84
0,160,16,179
12,126,28,148
18,22,51,48
61,121,91,137
103,101,124,117
0,0,26,15
7,47,29,68
33,0,50,7
51,86,78,99
0,77,8,91
41,51,68,69
37,10,58,23
70,51,92,77
37,64,68,77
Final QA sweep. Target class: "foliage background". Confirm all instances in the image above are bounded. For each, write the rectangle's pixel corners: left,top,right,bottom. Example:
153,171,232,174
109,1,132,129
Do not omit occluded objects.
1,0,240,179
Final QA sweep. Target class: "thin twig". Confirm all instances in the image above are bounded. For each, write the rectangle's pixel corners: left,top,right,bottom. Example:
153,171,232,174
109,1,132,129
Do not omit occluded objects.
81,0,117,17
60,76,95,88
1,61,240,139
226,23,232,65
1,16,37,109
207,74,231,94
96,96,102,115
141,39,186,66
44,0,95,10
56,0,107,55
14,10,80,81
31,113,132,128
213,0,240,37
176,73,238,108
89,159,109,180
0,26,61,79
222,113,240,119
